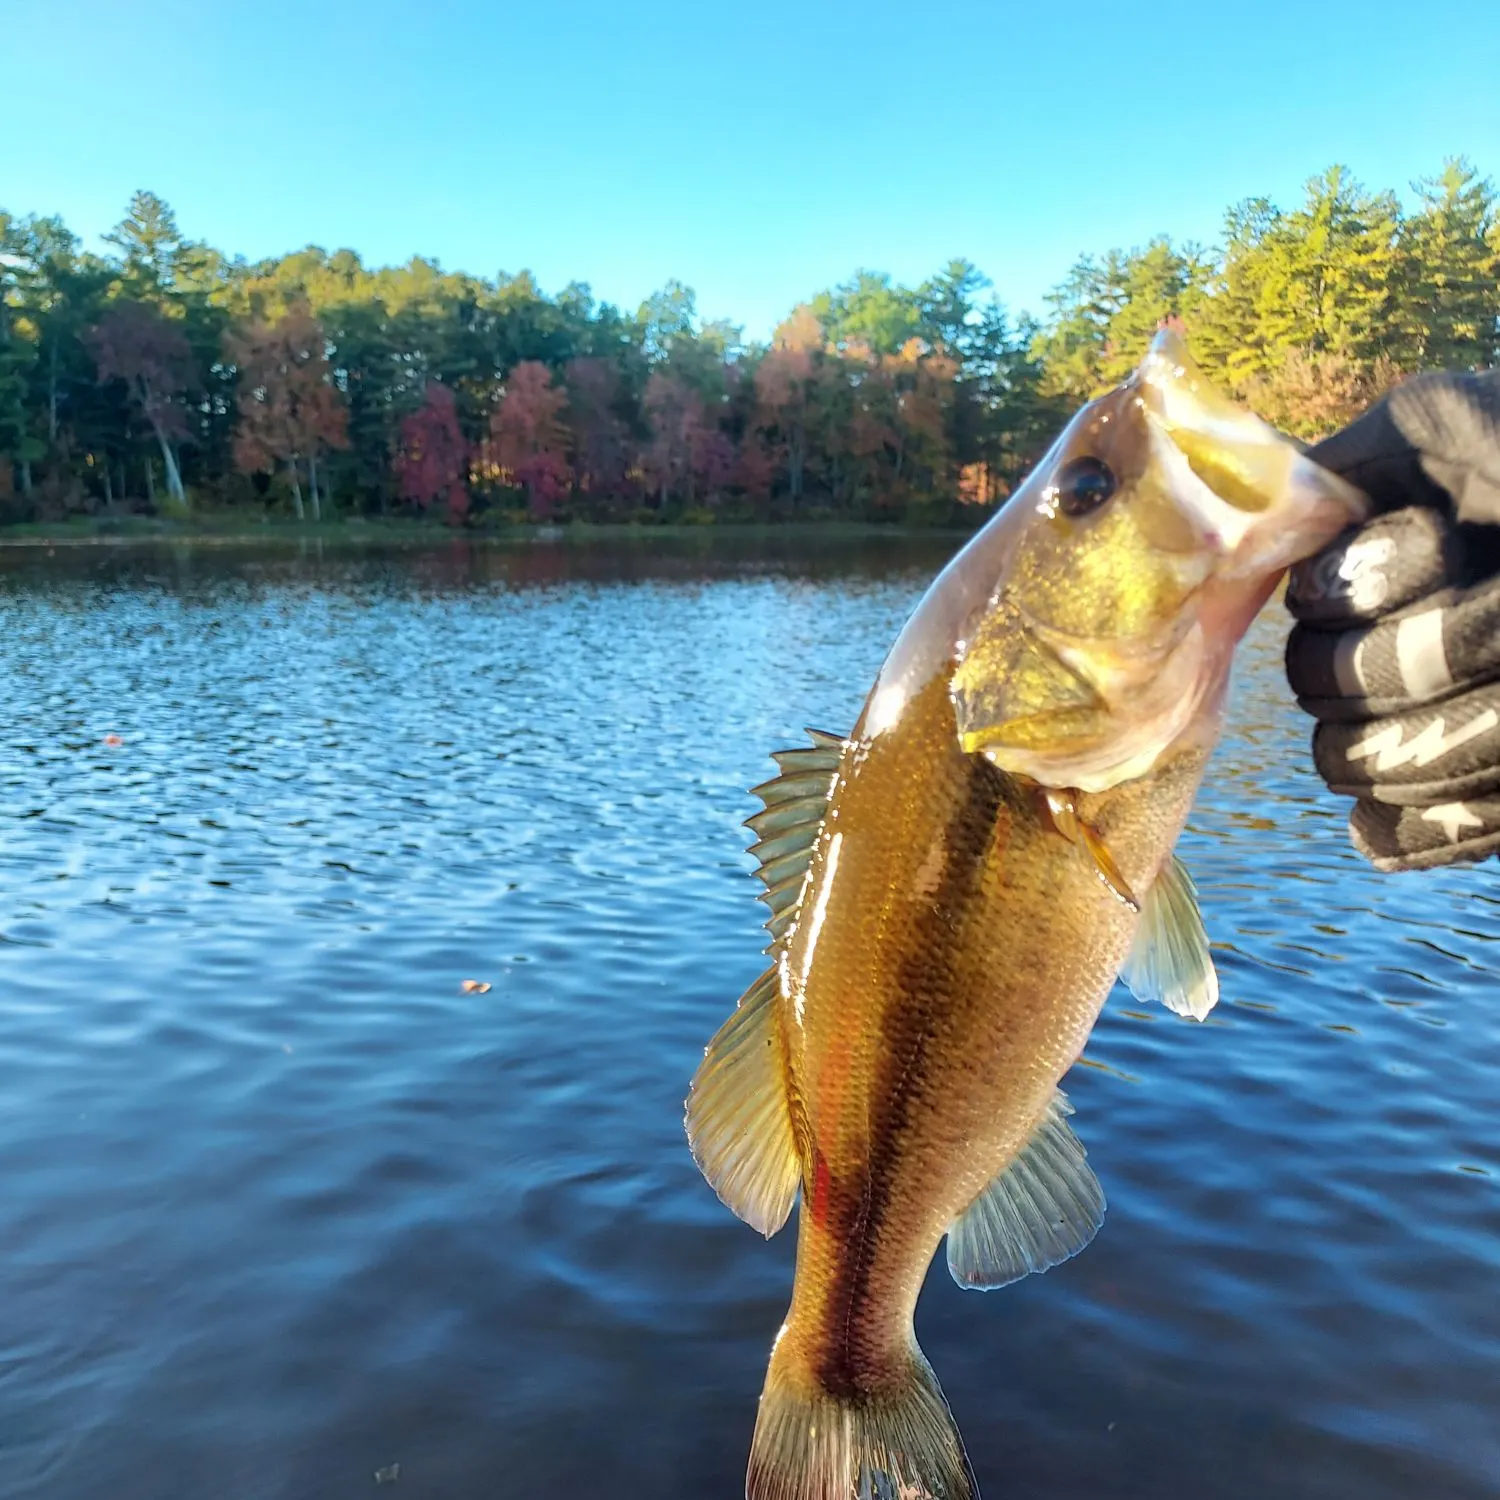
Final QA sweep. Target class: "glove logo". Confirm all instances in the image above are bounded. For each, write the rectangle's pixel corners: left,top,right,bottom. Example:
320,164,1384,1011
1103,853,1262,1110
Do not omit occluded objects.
1301,536,1397,611
1347,709,1499,772
1421,802,1484,842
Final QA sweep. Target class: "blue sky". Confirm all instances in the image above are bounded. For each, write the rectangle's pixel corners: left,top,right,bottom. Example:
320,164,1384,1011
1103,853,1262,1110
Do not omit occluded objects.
6,0,1498,339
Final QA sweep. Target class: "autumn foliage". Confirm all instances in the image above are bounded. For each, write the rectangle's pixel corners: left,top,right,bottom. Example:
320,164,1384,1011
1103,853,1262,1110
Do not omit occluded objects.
490,361,570,518
396,382,469,524
228,302,348,520
87,302,195,504
3,163,1498,523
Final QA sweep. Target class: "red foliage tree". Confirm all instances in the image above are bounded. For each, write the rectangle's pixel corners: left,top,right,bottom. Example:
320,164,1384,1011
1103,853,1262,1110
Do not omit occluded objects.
88,301,196,506
735,435,779,507
645,371,729,507
395,381,470,524
563,357,631,500
690,425,734,503
489,360,571,518
228,302,349,521
640,371,738,509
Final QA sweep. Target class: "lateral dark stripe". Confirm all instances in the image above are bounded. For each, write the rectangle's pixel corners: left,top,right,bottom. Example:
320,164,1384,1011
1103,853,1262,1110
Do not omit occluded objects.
813,752,1008,1397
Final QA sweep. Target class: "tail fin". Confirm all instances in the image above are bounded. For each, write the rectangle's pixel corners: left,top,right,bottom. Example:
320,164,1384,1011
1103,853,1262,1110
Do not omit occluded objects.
746,1332,976,1500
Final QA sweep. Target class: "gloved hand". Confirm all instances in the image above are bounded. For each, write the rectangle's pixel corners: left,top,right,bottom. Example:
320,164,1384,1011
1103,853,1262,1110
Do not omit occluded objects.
1285,369,1500,870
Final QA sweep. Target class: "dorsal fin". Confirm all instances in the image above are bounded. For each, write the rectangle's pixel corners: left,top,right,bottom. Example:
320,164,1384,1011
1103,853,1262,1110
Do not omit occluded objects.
744,728,845,944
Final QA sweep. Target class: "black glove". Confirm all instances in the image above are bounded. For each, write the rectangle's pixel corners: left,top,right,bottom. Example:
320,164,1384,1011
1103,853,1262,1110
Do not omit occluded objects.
1285,369,1500,871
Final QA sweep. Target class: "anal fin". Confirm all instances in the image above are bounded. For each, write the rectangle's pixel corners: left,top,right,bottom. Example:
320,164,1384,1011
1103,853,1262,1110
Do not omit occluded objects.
1120,852,1219,1020
946,1090,1106,1290
685,967,800,1237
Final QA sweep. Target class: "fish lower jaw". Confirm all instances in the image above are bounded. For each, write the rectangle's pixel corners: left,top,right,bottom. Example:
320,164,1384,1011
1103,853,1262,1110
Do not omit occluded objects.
981,649,1216,794
985,734,1176,795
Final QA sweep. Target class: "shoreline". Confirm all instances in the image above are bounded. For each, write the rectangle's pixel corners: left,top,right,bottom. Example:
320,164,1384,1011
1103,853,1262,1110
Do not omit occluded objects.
0,517,979,549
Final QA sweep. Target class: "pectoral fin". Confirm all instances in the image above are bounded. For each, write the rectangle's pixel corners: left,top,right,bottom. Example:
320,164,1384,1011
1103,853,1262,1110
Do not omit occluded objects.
1120,853,1219,1020
946,1090,1106,1290
685,966,801,1237
1041,789,1140,911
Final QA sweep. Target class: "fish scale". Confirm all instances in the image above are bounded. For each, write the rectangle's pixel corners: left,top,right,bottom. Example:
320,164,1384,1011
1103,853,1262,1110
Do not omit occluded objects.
777,677,1200,1407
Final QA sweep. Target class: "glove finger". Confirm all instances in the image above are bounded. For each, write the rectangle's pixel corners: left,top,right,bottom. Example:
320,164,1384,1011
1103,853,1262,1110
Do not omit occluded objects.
1386,370,1500,526
1349,795,1500,872
1305,387,1448,514
1286,572,1500,723
1287,507,1462,625
1307,370,1500,522
1312,678,1500,805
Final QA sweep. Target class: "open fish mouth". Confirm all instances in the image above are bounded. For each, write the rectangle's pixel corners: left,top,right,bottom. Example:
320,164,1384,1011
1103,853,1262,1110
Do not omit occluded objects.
1136,330,1368,564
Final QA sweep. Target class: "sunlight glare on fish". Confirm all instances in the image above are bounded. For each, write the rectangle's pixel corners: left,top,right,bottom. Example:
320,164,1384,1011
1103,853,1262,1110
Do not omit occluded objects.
865,680,907,739
795,831,843,1018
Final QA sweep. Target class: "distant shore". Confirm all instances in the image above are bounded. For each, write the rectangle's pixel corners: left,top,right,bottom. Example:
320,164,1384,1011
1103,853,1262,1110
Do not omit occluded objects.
0,515,978,549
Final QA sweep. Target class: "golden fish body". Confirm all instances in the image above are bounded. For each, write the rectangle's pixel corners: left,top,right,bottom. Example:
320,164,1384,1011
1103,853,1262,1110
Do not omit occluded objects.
774,687,1203,1385
687,333,1366,1500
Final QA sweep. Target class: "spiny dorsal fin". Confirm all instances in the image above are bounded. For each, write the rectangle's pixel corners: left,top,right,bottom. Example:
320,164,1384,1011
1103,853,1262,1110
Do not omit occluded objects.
1120,853,1219,1020
946,1089,1106,1290
685,967,801,1237
744,728,844,944
683,730,844,1236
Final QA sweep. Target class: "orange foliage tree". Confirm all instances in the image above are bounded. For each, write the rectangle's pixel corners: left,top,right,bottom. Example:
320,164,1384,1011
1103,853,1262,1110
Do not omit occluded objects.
752,306,823,508
229,302,349,521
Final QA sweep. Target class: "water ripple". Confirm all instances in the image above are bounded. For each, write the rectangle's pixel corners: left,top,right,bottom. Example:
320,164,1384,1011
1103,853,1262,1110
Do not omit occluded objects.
1,539,1496,1499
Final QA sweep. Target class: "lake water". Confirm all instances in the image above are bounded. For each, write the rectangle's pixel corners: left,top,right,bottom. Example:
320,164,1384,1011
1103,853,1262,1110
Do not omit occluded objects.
1,535,1497,1500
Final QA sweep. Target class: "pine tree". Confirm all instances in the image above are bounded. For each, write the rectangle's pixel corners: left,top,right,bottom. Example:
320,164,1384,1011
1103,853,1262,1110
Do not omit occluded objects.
1397,159,1500,370
104,191,187,294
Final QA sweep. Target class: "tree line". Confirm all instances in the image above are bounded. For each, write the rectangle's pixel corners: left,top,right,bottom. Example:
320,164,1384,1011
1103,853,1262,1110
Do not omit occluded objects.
1,160,1495,526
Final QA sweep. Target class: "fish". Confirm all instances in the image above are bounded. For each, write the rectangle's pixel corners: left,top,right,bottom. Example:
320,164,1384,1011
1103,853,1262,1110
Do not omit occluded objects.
684,329,1367,1500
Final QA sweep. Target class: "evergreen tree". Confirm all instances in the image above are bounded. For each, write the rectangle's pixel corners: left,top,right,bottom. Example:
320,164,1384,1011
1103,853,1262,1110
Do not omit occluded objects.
0,162,1495,523
1033,251,1129,400
1397,159,1500,370
104,190,188,295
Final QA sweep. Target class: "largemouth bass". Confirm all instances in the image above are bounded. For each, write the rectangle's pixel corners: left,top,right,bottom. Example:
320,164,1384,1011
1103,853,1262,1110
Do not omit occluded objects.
686,331,1365,1500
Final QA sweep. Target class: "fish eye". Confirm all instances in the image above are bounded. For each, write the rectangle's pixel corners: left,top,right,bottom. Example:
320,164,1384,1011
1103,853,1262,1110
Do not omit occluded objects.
1055,456,1117,518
